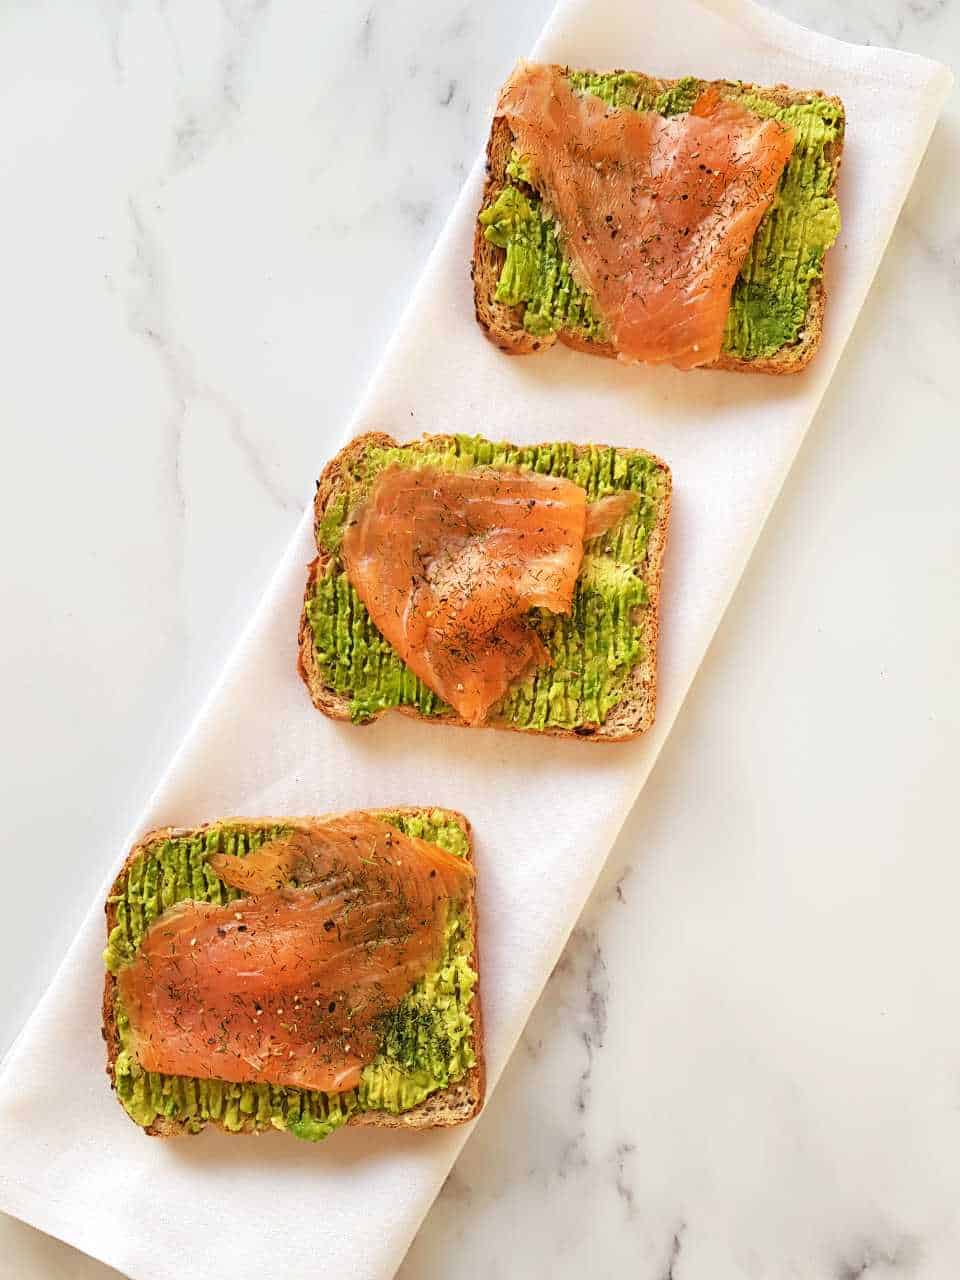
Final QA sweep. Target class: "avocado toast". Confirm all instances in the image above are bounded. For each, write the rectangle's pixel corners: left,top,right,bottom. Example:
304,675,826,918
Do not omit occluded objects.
102,808,484,1142
298,432,672,741
474,64,844,373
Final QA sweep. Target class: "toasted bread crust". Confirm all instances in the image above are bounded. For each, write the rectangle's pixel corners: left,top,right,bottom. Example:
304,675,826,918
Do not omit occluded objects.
471,68,845,375
297,432,671,742
103,807,484,1139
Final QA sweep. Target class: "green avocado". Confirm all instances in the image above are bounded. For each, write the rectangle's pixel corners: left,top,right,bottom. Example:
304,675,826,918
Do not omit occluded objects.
305,433,668,730
105,814,477,1142
479,72,843,361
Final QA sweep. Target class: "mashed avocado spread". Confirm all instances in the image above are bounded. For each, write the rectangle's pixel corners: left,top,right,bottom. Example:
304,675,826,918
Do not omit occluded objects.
305,434,668,730
104,814,477,1142
478,71,843,360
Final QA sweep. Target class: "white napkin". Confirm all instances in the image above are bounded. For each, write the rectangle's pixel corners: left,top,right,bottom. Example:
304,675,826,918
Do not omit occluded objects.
0,2,950,1278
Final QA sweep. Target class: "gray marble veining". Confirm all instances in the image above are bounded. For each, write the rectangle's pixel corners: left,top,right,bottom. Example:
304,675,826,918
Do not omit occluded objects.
0,1,957,1278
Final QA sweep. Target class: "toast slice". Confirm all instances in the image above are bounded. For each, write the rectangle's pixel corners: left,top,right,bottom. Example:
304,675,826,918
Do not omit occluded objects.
298,432,672,742
102,807,484,1140
473,66,845,374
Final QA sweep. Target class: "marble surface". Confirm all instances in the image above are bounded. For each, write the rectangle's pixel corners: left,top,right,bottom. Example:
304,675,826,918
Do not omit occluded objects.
0,2,957,1278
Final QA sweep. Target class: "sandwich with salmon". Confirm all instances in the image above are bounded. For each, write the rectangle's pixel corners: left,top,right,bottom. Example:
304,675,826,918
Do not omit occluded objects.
102,808,483,1142
298,432,671,740
474,62,844,373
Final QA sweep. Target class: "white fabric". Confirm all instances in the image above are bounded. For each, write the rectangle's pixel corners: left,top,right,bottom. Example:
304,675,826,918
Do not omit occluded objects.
0,3,950,1278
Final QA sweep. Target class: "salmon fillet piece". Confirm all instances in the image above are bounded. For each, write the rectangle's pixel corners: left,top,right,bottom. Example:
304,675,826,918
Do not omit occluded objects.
117,819,474,1093
497,63,795,369
341,465,637,725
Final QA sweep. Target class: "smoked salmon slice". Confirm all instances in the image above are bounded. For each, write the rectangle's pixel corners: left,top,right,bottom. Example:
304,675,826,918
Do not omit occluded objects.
497,63,795,369
118,818,474,1093
584,491,639,540
341,465,637,725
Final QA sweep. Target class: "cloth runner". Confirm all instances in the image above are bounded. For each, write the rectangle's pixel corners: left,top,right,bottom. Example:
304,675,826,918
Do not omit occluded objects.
0,2,950,1277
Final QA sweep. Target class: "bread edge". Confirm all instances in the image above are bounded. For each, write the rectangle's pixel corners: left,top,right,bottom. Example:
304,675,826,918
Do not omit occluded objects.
102,807,485,1139
470,68,845,375
296,431,672,742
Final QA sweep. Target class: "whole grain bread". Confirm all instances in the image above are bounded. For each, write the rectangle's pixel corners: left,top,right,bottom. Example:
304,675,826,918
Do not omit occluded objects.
472,67,845,374
297,432,671,742
102,807,484,1139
